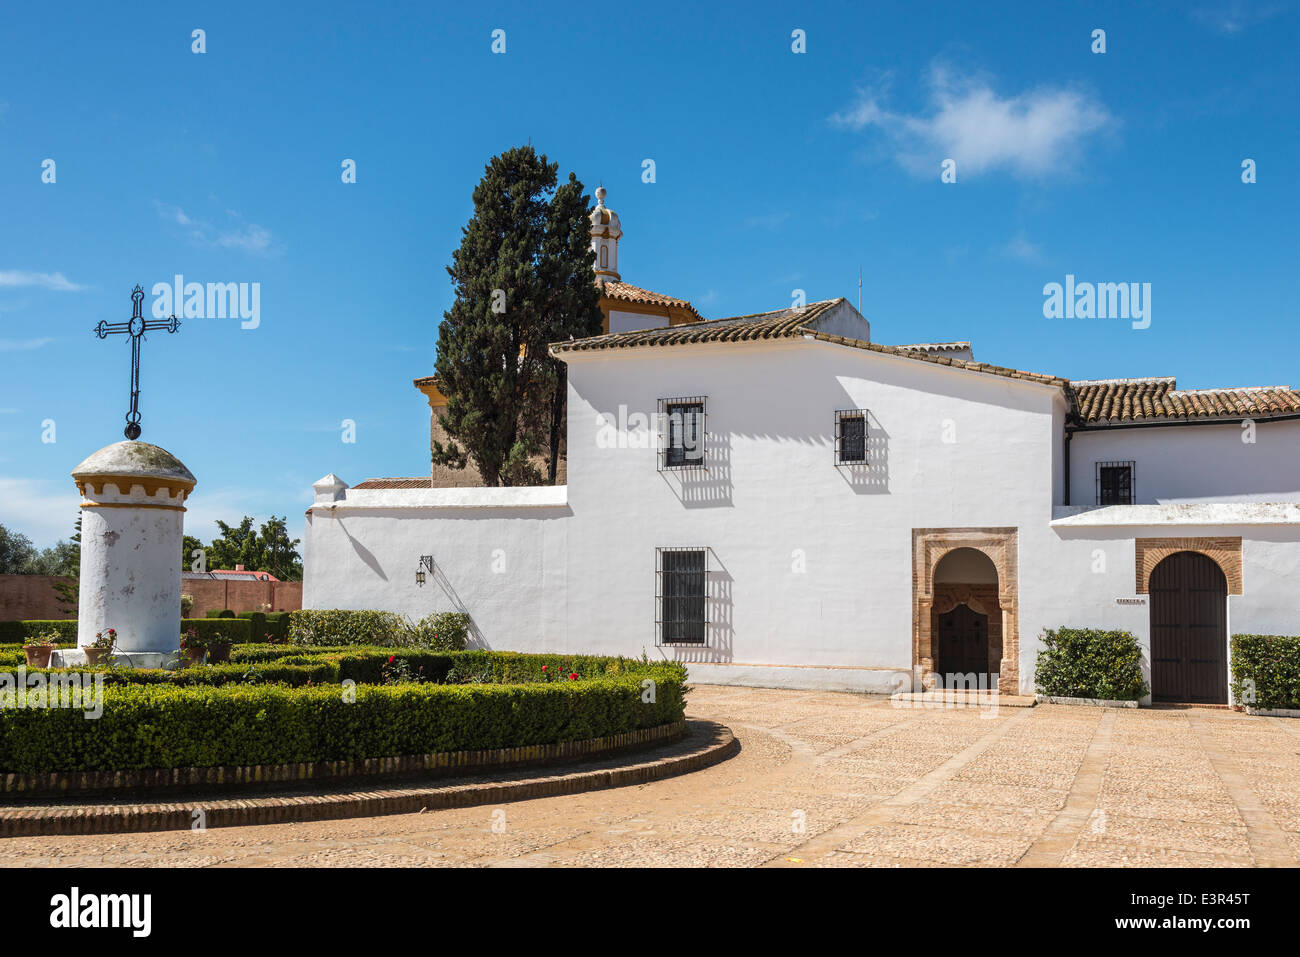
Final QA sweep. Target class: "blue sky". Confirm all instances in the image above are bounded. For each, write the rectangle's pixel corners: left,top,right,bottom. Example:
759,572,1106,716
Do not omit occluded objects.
1,0,1296,547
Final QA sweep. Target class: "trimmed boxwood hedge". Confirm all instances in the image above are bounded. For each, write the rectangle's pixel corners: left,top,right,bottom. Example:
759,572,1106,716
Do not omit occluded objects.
21,660,338,688
0,664,687,773
1231,634,1300,710
181,618,252,645
1034,627,1149,701
0,621,78,644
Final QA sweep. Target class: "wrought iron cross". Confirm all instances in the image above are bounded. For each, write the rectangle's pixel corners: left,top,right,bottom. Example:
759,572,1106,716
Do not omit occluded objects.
94,285,180,440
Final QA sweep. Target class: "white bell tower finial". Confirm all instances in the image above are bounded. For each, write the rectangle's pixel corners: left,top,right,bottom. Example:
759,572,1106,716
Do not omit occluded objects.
589,185,622,283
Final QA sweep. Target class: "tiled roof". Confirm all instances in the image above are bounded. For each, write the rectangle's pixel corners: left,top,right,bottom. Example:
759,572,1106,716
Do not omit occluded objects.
554,299,1070,392
599,281,702,319
1071,377,1300,424
807,333,1070,389
553,298,842,353
353,477,433,489
894,341,971,353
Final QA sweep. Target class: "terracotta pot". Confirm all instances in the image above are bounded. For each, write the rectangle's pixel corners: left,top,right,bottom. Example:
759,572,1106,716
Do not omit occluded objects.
207,641,232,664
23,645,54,668
81,647,112,666
183,647,206,665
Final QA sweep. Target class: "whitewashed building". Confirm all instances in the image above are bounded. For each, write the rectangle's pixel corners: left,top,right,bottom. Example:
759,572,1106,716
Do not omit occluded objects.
304,193,1300,703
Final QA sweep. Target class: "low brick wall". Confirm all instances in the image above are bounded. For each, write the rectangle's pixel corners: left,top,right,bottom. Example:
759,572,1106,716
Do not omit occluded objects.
0,575,75,621
182,579,302,617
0,720,688,796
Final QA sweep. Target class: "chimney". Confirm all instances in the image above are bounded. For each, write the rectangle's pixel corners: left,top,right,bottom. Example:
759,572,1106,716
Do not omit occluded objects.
589,186,622,283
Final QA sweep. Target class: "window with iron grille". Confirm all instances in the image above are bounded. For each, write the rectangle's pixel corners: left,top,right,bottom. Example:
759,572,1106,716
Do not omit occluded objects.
658,397,707,471
1096,461,1135,505
656,547,708,644
834,409,868,464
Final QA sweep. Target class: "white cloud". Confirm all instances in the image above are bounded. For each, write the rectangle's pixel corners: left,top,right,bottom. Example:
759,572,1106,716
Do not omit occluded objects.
1191,1,1285,34
0,337,54,351
831,65,1115,179
0,477,81,549
999,232,1045,263
0,270,84,291
156,202,278,256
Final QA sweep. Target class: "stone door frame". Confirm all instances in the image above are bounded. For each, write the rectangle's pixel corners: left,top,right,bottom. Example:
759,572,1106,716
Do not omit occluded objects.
912,527,1019,694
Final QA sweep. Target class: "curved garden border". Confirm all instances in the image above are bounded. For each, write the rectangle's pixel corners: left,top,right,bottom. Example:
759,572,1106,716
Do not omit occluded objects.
0,719,690,796
0,720,737,836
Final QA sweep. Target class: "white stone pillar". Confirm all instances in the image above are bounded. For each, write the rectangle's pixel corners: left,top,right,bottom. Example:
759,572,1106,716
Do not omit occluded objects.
71,441,196,660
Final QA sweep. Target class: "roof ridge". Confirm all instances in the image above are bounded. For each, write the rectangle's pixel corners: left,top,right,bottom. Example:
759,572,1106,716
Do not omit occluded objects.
1070,376,1176,386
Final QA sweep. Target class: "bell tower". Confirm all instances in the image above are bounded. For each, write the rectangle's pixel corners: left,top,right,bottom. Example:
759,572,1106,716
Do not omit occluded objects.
589,186,621,282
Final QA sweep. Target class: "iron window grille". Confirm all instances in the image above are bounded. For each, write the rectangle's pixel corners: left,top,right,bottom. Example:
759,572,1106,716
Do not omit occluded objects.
655,547,709,645
658,396,707,471
834,409,869,465
1096,461,1135,505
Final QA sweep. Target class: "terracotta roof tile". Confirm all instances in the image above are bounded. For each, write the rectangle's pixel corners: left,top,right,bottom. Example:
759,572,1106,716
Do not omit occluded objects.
353,477,433,490
599,280,700,316
1069,377,1300,424
553,298,842,352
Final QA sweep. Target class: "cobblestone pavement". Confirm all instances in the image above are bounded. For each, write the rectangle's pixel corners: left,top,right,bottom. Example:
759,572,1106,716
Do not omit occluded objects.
2,685,1297,867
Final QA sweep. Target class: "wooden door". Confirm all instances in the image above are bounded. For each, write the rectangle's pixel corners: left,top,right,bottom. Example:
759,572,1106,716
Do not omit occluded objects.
1149,552,1228,704
935,603,990,679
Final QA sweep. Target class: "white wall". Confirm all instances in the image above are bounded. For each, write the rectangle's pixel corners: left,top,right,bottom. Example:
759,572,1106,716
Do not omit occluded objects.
1070,419,1300,505
302,337,1300,696
608,310,667,334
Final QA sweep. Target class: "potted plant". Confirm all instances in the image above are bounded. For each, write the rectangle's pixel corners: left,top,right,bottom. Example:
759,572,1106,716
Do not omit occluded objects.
82,628,117,666
23,630,59,668
180,626,208,665
207,629,232,664
180,594,195,618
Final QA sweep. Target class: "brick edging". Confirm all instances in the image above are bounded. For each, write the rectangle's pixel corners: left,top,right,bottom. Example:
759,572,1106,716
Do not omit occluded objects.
0,721,737,837
1,720,689,796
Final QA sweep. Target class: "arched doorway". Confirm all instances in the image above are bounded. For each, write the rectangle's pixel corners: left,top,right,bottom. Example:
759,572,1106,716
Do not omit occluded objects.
931,547,1001,684
1149,551,1228,704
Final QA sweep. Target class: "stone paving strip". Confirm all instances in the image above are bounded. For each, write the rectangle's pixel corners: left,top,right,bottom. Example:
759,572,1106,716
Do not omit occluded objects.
0,686,1296,867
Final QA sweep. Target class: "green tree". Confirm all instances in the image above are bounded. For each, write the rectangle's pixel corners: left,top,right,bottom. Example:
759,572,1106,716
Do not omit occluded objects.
433,146,602,486
203,516,302,581
0,523,37,574
258,516,302,582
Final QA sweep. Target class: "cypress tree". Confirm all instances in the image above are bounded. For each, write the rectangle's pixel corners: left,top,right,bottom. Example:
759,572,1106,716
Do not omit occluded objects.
433,147,602,486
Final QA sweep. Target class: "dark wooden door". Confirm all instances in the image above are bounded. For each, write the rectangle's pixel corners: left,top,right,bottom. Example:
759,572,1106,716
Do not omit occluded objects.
1149,552,1228,704
935,603,990,679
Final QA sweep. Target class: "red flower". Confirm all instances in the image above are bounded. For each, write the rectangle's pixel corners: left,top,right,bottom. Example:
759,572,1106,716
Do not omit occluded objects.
541,665,547,671
569,673,578,681
387,655,395,663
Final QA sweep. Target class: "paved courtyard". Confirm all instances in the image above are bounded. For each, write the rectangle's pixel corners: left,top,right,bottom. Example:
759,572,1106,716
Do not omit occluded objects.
3,685,1298,867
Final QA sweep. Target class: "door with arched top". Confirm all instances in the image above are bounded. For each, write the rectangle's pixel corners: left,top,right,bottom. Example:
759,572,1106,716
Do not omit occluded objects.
1149,551,1228,704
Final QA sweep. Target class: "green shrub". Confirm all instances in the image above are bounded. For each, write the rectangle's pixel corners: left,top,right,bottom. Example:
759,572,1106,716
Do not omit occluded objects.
181,618,252,645
288,609,405,647
264,612,291,643
23,660,338,687
0,666,687,773
237,611,269,643
399,612,472,651
0,621,78,645
1231,634,1300,710
205,609,236,619
1034,627,1149,701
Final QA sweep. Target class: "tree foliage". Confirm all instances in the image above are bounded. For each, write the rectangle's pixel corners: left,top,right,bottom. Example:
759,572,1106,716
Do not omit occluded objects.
433,145,603,486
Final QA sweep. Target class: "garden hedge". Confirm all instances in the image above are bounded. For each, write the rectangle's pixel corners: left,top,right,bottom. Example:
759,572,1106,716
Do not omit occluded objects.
0,664,687,773
1034,627,1149,701
0,621,78,644
1231,634,1300,710
181,618,252,645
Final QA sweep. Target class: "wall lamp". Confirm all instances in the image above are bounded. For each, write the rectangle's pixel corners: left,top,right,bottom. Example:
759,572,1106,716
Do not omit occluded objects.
416,555,434,586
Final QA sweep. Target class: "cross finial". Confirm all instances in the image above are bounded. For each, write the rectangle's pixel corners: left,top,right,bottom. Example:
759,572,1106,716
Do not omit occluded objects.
94,285,182,440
